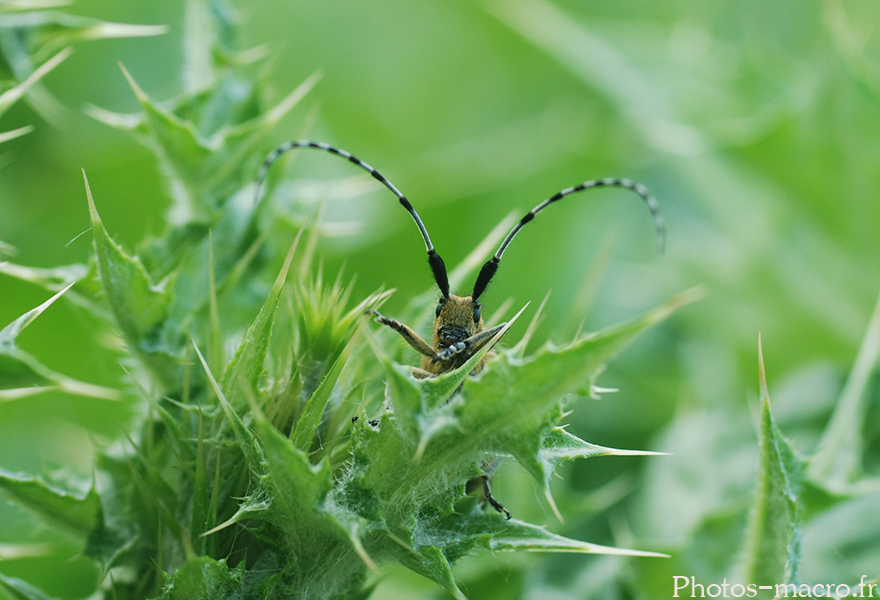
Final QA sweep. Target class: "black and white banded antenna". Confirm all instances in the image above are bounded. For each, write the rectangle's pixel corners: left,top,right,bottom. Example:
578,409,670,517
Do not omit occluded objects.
254,140,450,297
471,177,665,301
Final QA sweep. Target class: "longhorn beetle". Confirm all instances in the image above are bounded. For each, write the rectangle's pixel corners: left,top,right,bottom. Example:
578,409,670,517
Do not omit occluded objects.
255,140,665,518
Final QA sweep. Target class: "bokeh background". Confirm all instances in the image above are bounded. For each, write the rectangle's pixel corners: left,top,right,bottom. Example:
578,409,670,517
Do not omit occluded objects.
2,0,879,598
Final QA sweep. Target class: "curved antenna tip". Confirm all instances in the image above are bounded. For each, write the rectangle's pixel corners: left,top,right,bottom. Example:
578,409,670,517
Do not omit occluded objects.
474,176,666,298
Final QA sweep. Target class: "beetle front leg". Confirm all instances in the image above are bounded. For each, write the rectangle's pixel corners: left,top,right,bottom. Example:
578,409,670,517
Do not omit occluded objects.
366,309,437,359
434,322,507,363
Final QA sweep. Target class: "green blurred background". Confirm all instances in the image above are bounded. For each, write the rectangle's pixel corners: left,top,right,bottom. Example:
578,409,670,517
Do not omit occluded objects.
2,0,879,598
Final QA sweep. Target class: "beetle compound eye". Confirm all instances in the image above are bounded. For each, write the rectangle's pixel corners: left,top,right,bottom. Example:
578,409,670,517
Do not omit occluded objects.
473,306,481,323
435,296,448,318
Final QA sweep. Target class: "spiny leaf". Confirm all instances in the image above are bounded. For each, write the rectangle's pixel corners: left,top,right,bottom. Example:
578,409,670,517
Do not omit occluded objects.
85,172,175,377
0,12,164,65
379,288,695,490
2,9,162,127
0,46,71,117
0,282,74,345
117,63,214,210
418,289,700,485
253,414,335,525
466,515,668,557
289,288,390,449
391,513,666,599
290,328,359,451
540,427,667,463
344,291,694,598
202,490,270,539
390,544,467,600
0,471,99,537
808,289,880,492
0,284,119,400
252,415,378,591
221,235,299,406
194,342,254,453
0,262,90,294
94,64,318,215
163,555,241,600
529,427,667,513
740,336,802,585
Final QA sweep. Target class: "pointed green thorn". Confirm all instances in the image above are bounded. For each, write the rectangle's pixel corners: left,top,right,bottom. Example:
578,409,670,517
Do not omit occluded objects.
0,282,74,345
0,126,34,144
118,62,151,106
82,169,101,229
0,47,72,116
264,70,324,126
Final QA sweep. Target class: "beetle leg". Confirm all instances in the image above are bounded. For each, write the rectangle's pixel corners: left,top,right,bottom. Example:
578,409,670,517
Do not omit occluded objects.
435,322,507,363
367,309,437,358
409,367,435,379
480,475,511,519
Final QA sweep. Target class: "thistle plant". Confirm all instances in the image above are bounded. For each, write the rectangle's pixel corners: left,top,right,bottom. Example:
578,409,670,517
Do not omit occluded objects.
0,0,165,143
0,2,694,599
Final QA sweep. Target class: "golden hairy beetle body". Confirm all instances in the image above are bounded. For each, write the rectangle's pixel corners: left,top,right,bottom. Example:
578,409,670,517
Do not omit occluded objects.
428,295,484,374
367,293,503,378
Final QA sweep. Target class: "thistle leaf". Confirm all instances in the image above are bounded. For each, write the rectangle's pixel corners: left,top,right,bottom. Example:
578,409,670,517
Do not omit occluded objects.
463,515,668,557
290,330,358,450
162,555,241,600
531,427,666,505
0,471,99,538
448,289,699,482
221,237,298,406
808,290,880,492
84,171,177,383
0,282,74,345
740,336,802,585
0,46,71,117
251,416,378,595
0,573,56,600
0,284,119,400
0,262,90,295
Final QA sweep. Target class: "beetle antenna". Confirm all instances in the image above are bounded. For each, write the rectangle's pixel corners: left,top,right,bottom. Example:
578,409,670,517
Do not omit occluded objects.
472,177,664,301
255,140,450,297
